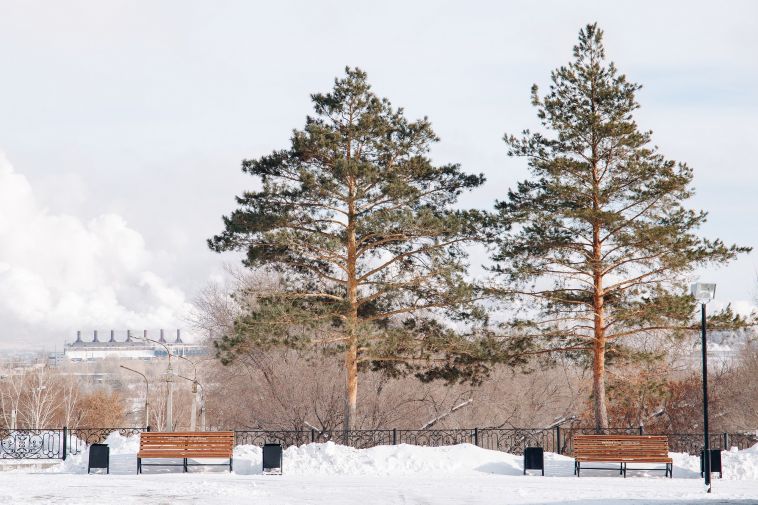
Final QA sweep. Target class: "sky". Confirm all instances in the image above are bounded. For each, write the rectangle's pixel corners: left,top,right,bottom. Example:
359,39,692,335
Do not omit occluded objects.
0,0,756,349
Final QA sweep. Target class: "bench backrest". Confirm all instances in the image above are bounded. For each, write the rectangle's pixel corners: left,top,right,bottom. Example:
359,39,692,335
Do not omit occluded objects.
573,435,669,459
139,431,234,457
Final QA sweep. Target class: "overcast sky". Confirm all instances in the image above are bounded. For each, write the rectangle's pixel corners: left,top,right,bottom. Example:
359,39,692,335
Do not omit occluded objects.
1,0,756,349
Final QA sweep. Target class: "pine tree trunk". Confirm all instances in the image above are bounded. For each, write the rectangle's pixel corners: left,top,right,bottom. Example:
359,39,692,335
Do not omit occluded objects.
591,120,609,432
343,160,359,436
591,239,609,431
343,335,358,436
591,322,609,432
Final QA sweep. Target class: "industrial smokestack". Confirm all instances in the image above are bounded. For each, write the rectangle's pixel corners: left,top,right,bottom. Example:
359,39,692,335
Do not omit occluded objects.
143,329,148,340
75,330,82,343
175,329,183,344
159,328,166,343
126,329,133,342
109,330,116,343
93,330,99,343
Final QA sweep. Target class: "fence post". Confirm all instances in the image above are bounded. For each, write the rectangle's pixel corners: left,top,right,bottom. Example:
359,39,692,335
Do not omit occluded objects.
639,425,644,436
146,425,151,432
556,426,561,455
62,427,67,461
392,428,397,445
473,428,479,447
723,433,729,450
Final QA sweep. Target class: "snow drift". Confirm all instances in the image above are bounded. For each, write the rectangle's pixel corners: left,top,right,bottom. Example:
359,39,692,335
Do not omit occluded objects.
34,434,758,480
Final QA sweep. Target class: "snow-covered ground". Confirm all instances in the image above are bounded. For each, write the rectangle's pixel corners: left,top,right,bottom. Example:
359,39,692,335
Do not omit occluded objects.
1,433,757,504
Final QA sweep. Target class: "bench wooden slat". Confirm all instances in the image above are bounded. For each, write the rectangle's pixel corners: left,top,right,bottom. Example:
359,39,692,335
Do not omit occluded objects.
573,435,672,478
137,432,235,474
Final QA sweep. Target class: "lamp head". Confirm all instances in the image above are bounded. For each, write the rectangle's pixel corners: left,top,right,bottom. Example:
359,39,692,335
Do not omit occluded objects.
691,282,717,304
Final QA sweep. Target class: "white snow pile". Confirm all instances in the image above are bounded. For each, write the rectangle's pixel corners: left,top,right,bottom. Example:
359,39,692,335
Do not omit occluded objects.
233,442,557,476
16,434,758,480
670,444,758,480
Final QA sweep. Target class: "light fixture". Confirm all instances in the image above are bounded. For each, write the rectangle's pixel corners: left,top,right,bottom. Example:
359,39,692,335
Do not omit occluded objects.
691,281,716,493
691,283,716,303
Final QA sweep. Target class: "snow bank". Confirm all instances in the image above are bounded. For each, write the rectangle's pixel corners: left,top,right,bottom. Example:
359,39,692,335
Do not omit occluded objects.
668,444,758,480
13,434,758,480
234,442,558,476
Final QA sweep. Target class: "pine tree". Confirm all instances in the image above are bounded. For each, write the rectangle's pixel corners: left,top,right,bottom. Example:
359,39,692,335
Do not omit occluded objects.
209,68,487,431
491,24,749,431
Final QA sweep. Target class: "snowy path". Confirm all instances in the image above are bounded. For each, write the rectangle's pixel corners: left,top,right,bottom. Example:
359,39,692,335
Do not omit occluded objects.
0,473,757,505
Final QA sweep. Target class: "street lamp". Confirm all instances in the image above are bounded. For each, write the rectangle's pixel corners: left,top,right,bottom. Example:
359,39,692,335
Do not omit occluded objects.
120,365,150,429
691,282,716,493
164,362,175,432
133,332,175,432
177,373,206,431
176,355,201,431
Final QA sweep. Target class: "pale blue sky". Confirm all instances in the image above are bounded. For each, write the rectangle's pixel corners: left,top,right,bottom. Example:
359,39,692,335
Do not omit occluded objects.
0,0,756,347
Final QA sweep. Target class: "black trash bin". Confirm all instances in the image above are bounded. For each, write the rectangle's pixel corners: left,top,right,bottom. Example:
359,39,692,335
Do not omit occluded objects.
523,446,544,476
88,443,110,474
700,449,722,479
262,443,283,475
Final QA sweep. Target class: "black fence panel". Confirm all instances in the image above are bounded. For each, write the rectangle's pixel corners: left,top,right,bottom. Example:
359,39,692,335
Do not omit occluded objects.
397,429,474,447
478,429,556,455
235,430,310,448
0,429,64,459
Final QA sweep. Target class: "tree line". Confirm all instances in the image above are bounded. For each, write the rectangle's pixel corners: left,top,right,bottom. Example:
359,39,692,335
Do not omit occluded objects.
208,24,749,432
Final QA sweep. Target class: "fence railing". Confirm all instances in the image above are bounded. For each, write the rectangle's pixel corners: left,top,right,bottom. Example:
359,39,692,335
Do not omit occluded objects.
0,427,148,460
1,426,756,460
233,427,758,456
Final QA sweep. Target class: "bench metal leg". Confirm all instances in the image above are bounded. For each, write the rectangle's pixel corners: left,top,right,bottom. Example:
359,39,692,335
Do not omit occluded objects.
137,458,141,474
183,458,188,473
229,457,233,473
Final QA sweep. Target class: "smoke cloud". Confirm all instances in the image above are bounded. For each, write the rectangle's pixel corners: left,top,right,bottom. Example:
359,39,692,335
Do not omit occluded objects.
0,154,191,348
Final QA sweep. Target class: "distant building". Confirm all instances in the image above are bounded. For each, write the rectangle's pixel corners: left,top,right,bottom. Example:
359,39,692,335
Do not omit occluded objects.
64,329,206,361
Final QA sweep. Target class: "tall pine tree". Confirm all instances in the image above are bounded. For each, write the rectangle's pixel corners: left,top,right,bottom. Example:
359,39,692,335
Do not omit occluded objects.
209,68,488,431
491,24,749,431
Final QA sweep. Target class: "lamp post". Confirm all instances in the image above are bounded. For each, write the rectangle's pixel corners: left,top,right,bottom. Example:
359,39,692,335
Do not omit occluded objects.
120,365,150,429
164,362,175,432
177,374,206,431
176,355,200,431
691,282,716,493
133,332,174,432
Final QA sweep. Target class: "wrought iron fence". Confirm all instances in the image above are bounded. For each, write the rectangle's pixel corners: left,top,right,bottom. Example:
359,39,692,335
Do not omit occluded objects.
0,427,147,459
0,428,64,459
1,426,755,460
233,427,758,456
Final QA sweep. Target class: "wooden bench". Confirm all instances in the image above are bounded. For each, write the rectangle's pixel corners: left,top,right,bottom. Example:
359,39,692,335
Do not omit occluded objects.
137,431,234,474
573,435,672,478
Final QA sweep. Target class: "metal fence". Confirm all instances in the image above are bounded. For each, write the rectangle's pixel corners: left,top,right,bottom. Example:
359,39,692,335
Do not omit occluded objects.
0,427,148,460
233,427,758,456
1,426,756,460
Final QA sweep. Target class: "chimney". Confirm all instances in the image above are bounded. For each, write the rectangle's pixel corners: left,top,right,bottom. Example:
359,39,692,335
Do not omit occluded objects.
93,330,99,343
109,330,116,343
159,328,167,343
175,329,183,344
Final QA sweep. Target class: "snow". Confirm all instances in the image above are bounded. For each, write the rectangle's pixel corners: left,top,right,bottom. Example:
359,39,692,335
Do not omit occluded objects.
1,435,757,504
